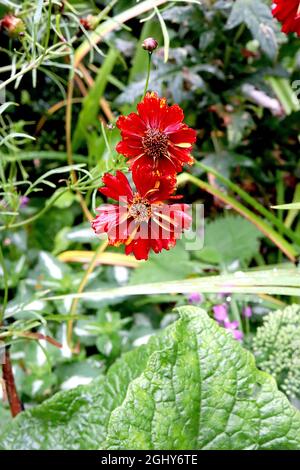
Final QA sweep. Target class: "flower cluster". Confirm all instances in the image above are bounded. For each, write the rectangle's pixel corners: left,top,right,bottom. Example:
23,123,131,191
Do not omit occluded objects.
92,91,196,260
253,305,300,398
272,0,300,36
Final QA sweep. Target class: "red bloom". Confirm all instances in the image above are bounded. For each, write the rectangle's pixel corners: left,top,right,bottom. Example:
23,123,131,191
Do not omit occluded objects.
116,91,196,179
272,0,300,36
91,168,191,260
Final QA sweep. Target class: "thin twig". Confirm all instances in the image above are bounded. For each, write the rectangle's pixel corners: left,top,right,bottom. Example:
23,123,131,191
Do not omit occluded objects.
67,238,109,347
2,349,23,417
65,76,93,221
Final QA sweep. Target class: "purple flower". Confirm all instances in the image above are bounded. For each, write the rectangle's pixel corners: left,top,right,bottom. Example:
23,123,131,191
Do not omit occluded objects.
224,320,239,330
243,306,252,318
213,304,228,322
232,329,244,341
212,304,244,342
20,196,29,208
224,320,244,342
188,292,203,304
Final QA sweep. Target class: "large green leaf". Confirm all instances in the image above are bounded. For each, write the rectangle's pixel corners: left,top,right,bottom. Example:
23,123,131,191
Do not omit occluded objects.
0,334,163,450
1,307,300,450
197,214,262,266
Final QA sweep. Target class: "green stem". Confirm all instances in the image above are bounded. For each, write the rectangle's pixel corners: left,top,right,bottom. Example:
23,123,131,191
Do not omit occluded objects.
0,245,8,323
231,299,242,330
142,52,152,99
0,188,70,231
67,238,109,348
101,121,114,170
223,264,242,330
276,170,285,264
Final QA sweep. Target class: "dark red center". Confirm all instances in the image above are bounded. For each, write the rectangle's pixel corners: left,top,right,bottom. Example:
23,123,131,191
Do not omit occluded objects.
142,128,169,161
128,193,151,223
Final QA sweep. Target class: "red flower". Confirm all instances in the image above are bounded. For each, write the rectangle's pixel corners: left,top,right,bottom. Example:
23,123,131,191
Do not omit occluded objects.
91,168,191,260
272,0,300,36
116,91,197,179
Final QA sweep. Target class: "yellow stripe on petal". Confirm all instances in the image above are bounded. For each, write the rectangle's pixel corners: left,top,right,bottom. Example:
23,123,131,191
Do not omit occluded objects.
175,142,192,148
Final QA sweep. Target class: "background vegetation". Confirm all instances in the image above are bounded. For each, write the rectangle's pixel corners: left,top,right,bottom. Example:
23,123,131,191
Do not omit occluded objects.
0,0,300,450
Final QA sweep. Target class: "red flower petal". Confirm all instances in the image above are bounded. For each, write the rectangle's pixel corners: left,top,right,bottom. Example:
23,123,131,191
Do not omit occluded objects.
100,171,133,202
136,92,167,128
115,140,143,158
168,126,197,145
91,170,191,261
132,163,177,201
116,92,196,178
272,0,300,36
125,238,151,260
160,104,184,133
116,113,146,137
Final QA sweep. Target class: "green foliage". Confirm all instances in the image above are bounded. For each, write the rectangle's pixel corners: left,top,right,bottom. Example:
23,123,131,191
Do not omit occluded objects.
1,0,300,450
129,242,192,284
196,214,262,266
253,305,300,399
226,0,278,59
73,48,119,151
1,307,300,450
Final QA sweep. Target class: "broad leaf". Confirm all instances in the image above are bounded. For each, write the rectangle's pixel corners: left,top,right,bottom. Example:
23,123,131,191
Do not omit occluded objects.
1,307,300,450
197,214,262,266
0,335,163,450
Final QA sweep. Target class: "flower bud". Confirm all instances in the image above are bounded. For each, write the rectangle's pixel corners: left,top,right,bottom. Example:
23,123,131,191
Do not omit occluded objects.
142,37,158,52
80,15,98,31
0,14,25,38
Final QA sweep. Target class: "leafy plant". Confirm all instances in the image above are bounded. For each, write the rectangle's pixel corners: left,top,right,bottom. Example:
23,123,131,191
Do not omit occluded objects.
1,306,300,450
253,304,300,400
1,0,300,452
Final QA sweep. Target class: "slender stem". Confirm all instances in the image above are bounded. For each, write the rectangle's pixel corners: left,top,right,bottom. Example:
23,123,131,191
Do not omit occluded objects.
276,170,285,264
0,188,70,232
0,59,40,91
2,348,23,417
0,245,8,323
142,52,152,99
245,316,250,336
230,298,242,330
222,265,242,330
101,121,114,170
66,76,93,221
66,77,76,184
67,238,109,347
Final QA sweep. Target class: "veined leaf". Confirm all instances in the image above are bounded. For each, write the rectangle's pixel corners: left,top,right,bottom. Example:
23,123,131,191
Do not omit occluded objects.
197,214,262,266
1,307,300,450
